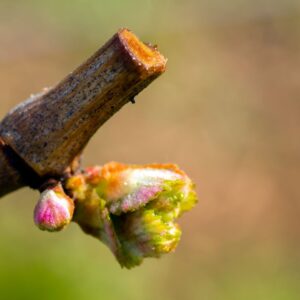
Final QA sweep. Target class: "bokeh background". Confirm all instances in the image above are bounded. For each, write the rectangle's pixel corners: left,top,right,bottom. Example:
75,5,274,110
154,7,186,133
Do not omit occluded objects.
0,1,299,299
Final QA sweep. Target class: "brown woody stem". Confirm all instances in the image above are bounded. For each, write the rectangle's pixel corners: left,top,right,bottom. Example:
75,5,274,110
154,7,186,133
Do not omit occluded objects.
0,28,167,197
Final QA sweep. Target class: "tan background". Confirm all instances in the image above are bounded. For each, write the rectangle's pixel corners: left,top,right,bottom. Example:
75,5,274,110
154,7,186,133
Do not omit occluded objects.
0,1,299,299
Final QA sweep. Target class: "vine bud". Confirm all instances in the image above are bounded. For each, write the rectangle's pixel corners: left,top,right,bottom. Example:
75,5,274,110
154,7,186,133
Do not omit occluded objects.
34,182,74,232
67,162,197,268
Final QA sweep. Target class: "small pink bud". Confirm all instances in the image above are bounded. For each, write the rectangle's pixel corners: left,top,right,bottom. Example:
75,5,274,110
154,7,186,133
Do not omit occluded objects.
34,183,74,232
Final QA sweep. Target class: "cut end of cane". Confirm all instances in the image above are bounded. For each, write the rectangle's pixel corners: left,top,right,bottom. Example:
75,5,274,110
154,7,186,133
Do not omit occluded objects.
118,28,167,75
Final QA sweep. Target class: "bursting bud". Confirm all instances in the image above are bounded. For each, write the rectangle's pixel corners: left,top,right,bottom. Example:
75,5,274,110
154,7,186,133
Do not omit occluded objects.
67,162,197,268
34,182,74,232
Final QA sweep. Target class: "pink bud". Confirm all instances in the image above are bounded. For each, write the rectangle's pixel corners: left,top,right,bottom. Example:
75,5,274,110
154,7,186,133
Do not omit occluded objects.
34,183,74,232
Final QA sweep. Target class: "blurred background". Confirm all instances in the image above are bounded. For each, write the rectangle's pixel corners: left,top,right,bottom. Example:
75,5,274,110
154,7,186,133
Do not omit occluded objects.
0,0,299,299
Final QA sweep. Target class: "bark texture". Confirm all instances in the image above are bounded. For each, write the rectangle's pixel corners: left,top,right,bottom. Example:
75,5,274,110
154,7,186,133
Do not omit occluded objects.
0,29,167,197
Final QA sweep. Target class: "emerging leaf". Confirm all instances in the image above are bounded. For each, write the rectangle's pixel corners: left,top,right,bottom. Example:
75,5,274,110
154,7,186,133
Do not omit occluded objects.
67,162,197,268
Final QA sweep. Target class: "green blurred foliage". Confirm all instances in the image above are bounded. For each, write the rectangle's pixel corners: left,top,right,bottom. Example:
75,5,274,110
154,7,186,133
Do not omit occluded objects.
0,0,300,299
